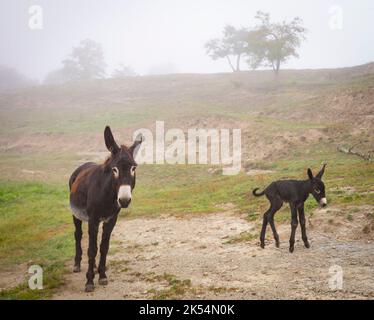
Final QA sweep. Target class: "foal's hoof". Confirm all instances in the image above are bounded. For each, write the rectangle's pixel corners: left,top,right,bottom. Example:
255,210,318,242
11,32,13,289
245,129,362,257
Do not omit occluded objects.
304,242,310,249
85,284,95,293
73,265,81,273
275,242,280,248
98,278,108,286
260,243,265,249
289,246,295,253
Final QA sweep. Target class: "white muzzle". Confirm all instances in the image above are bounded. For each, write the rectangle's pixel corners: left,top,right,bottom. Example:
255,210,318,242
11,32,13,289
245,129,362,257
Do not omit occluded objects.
117,185,132,207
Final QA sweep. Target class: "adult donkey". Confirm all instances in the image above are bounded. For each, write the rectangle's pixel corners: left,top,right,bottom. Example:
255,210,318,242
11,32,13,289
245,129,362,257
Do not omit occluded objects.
69,126,143,292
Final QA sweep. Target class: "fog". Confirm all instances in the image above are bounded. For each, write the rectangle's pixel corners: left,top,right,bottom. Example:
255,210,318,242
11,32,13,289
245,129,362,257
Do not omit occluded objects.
1,0,373,81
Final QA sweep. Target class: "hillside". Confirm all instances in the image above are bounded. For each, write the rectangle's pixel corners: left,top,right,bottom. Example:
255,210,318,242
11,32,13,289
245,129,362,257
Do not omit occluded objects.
1,63,373,158
0,63,373,299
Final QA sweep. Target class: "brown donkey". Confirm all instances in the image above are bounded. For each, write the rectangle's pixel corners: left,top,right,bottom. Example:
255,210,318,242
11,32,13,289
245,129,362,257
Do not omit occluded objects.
69,126,143,292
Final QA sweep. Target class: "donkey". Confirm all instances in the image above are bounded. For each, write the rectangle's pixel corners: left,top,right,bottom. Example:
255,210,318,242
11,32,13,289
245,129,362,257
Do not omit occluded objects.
69,126,143,292
252,164,327,253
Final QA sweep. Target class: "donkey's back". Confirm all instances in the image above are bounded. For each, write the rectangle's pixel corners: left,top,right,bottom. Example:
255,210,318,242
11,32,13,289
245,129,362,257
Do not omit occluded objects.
69,162,97,190
69,162,98,222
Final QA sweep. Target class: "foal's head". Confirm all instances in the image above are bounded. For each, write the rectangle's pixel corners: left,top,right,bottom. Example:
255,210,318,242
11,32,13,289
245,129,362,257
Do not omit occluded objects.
104,126,143,208
307,164,327,207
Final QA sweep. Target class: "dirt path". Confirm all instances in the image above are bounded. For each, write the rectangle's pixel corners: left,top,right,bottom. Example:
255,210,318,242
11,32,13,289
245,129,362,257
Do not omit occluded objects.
53,211,374,300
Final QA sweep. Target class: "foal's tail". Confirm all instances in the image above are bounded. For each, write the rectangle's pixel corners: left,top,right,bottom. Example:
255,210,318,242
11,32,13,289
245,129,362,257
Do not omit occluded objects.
252,188,265,197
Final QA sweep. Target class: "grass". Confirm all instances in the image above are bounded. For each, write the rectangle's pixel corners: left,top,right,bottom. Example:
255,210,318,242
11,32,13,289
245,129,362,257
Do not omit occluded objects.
224,231,258,244
147,273,193,300
0,182,72,265
0,182,73,299
0,261,67,299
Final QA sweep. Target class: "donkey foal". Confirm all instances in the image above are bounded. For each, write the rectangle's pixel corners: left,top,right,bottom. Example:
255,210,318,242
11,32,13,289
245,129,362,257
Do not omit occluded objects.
253,165,327,253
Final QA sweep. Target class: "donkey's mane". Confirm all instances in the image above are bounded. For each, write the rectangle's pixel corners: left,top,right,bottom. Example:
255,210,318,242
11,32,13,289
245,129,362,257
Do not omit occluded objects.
102,145,132,167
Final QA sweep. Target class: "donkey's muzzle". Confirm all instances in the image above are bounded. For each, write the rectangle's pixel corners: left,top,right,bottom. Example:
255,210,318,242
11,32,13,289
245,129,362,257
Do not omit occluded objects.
117,185,132,208
319,197,327,208
118,198,131,208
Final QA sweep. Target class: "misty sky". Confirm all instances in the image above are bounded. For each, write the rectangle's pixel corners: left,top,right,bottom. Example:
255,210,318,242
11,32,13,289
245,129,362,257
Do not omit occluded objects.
1,0,373,81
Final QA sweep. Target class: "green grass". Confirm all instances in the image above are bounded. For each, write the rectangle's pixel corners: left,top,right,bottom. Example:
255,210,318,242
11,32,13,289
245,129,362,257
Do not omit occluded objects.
0,261,67,299
224,231,258,244
0,182,73,299
147,273,193,300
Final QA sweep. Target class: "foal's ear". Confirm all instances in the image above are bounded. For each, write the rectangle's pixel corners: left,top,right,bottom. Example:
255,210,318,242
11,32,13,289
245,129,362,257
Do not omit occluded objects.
316,164,327,179
307,168,314,180
129,133,144,158
104,126,120,154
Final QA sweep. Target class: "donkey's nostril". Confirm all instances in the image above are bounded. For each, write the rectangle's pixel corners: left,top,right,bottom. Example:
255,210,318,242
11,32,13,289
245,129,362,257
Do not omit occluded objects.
319,197,327,207
118,198,131,208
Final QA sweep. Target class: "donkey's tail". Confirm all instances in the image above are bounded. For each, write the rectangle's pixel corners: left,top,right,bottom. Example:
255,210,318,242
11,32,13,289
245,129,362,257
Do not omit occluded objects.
252,188,265,197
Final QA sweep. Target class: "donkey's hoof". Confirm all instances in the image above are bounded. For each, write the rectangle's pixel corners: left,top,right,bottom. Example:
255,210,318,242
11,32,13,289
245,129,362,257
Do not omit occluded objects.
85,284,95,292
260,243,265,249
73,265,81,273
99,278,108,286
304,242,310,249
289,246,295,253
275,242,280,248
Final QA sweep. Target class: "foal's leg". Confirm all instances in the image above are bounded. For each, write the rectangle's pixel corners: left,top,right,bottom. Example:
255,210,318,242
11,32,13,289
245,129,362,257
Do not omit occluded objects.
260,211,269,249
298,204,310,249
268,199,283,248
85,217,99,292
73,216,83,273
98,215,118,285
289,203,299,253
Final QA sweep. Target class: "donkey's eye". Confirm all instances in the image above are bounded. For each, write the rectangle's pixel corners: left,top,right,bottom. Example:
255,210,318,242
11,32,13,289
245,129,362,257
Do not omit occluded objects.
130,166,136,176
314,188,321,194
112,167,119,178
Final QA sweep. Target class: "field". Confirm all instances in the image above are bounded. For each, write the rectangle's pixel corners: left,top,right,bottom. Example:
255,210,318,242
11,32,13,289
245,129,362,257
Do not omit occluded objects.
0,64,373,299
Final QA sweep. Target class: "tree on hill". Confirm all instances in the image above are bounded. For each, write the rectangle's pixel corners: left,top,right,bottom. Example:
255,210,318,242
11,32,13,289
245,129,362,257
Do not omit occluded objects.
254,11,306,75
45,39,107,84
0,66,33,91
206,12,306,75
205,25,247,72
241,28,268,70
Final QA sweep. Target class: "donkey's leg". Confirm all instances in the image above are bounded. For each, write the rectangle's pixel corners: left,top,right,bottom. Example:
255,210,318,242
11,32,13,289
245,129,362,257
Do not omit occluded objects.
268,199,283,248
98,215,118,285
260,210,270,249
85,218,99,292
73,216,83,273
289,203,299,253
298,204,310,249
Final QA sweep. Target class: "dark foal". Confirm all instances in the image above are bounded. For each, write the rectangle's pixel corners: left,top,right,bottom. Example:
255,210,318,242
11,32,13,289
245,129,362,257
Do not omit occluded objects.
253,164,327,253
69,126,143,292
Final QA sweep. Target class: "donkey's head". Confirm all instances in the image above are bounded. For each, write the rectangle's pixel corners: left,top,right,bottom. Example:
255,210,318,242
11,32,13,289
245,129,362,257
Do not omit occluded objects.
104,126,143,208
307,164,327,207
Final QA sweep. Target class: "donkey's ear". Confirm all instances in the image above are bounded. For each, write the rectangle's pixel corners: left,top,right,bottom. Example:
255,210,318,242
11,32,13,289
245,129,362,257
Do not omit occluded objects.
104,126,120,154
307,168,314,180
129,133,144,158
316,164,327,179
